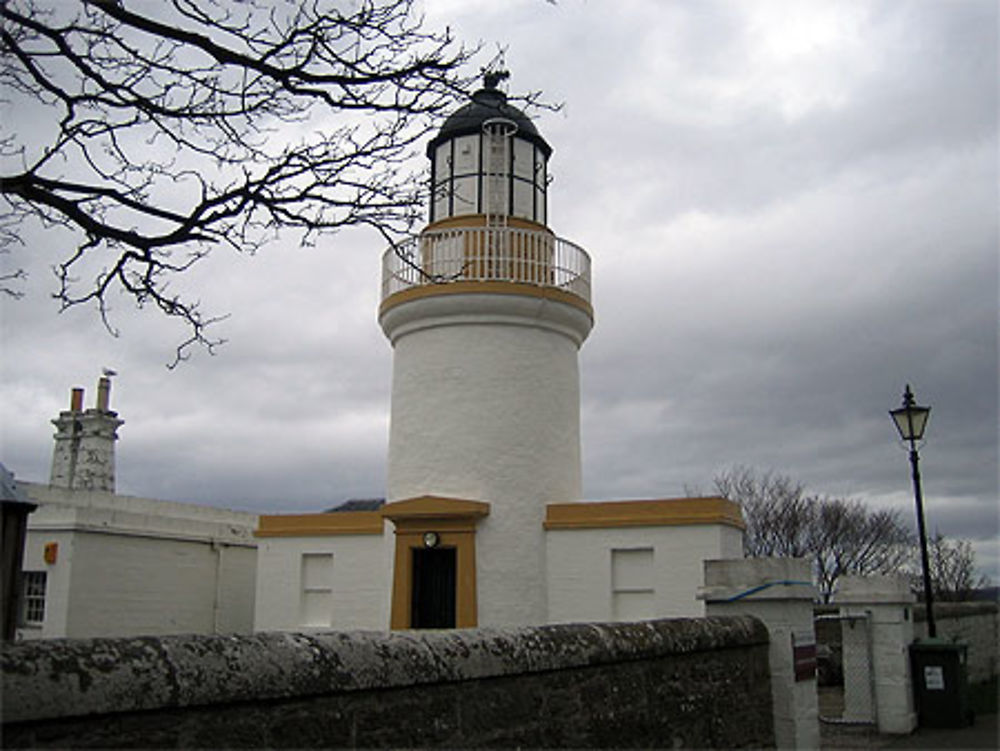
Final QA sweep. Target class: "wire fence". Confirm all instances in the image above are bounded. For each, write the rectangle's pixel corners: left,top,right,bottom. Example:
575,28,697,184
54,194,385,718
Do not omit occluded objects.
816,613,877,726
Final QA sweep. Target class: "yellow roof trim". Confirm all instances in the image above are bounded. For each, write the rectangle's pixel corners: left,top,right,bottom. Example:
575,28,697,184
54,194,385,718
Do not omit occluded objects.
255,511,383,537
544,497,745,531
381,495,490,521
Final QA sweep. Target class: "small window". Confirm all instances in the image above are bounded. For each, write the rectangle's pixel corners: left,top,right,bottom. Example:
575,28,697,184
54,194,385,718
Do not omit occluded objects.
300,553,333,627
21,571,47,625
611,548,655,621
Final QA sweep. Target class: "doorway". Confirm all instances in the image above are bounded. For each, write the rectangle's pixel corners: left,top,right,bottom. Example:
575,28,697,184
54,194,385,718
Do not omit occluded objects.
815,612,876,726
411,547,456,629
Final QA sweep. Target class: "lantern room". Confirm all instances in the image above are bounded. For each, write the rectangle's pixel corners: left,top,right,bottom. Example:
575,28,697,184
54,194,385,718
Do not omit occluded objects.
426,71,552,227
380,71,591,317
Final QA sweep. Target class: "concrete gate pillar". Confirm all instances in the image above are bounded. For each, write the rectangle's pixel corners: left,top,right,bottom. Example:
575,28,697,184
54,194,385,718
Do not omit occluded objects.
834,575,917,734
699,558,819,750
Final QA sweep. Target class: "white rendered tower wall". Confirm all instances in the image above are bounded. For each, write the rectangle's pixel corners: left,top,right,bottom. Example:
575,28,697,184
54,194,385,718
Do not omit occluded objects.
381,291,591,625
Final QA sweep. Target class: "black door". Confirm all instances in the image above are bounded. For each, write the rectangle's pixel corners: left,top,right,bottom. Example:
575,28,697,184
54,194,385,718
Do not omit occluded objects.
411,547,456,629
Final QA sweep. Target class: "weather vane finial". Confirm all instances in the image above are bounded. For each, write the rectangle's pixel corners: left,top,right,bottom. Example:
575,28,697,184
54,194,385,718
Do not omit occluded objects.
482,68,510,91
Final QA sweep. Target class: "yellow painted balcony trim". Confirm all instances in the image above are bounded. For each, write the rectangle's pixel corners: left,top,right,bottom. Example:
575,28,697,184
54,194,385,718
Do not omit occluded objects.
379,279,593,319
424,214,550,233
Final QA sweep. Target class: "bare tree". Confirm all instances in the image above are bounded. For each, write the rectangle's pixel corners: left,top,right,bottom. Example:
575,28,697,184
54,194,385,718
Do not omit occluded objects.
928,531,990,602
809,498,913,602
1,0,481,363
714,466,815,558
715,466,914,601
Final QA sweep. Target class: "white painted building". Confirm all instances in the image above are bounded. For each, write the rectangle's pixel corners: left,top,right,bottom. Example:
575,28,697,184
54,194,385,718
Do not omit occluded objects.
17,378,258,640
254,496,743,632
254,74,745,633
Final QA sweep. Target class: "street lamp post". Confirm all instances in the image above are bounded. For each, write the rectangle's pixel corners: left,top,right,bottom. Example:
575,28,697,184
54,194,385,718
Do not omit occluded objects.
889,384,936,638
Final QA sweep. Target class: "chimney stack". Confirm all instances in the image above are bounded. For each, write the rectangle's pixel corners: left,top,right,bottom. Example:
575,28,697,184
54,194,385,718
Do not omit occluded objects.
49,376,124,492
96,376,111,411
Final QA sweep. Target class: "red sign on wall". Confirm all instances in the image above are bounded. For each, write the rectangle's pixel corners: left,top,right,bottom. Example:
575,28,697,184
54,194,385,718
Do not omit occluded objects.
792,632,817,682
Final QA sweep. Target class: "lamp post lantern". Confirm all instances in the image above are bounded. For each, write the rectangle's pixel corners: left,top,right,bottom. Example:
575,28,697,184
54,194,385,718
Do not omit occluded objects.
889,384,936,638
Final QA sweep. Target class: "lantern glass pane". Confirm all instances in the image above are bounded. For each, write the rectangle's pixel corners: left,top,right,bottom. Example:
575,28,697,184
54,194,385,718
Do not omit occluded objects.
512,177,533,219
453,176,477,215
513,138,533,179
909,407,930,439
891,405,930,440
432,183,449,221
453,135,479,175
435,143,451,181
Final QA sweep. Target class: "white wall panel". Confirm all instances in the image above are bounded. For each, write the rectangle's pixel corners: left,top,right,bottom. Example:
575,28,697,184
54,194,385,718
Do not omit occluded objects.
254,530,391,632
65,533,219,637
547,524,741,623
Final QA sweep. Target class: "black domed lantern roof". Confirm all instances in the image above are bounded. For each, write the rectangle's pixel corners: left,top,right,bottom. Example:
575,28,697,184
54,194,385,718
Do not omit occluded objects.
427,71,552,226
427,73,552,159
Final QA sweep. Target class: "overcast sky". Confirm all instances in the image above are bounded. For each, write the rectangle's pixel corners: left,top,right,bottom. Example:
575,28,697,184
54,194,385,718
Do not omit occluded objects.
2,0,997,580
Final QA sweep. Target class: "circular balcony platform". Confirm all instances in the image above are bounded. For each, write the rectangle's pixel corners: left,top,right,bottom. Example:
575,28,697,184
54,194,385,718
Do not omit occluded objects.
380,226,591,316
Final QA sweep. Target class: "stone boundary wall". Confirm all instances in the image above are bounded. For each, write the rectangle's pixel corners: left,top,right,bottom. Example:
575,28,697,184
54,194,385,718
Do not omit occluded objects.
915,601,998,684
2,616,772,749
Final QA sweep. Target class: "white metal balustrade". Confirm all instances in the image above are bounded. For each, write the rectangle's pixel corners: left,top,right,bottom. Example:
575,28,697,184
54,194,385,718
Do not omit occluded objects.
381,226,591,305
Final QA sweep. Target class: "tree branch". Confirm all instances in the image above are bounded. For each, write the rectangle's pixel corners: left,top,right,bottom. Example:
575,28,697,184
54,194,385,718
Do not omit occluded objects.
0,0,506,361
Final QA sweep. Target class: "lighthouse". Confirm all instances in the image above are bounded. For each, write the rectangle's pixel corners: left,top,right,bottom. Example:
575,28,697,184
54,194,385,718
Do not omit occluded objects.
378,72,594,628
254,75,743,634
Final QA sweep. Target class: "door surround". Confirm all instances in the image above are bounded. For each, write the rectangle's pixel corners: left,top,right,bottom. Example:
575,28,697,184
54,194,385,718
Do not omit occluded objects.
381,496,490,629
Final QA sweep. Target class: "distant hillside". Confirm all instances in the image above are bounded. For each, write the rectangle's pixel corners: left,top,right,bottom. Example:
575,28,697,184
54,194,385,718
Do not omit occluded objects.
970,585,999,602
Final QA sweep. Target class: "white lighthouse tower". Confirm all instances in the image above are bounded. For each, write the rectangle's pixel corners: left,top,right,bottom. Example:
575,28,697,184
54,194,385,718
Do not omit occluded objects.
379,73,593,628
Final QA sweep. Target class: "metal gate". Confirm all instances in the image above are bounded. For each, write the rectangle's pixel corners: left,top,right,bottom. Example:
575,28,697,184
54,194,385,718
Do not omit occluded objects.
815,612,877,725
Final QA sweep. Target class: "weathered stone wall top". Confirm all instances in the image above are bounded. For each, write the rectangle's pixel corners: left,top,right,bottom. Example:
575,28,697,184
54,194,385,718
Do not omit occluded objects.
2,616,767,725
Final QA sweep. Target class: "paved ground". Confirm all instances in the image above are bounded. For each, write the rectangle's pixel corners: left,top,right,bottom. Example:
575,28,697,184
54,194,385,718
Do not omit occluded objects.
821,711,997,750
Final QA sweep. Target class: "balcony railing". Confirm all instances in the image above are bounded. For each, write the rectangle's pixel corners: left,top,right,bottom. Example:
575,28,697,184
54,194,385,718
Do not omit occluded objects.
381,226,591,306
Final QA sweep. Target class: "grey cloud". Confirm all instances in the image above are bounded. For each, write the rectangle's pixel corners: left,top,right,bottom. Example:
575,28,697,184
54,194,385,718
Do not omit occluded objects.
2,0,996,579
